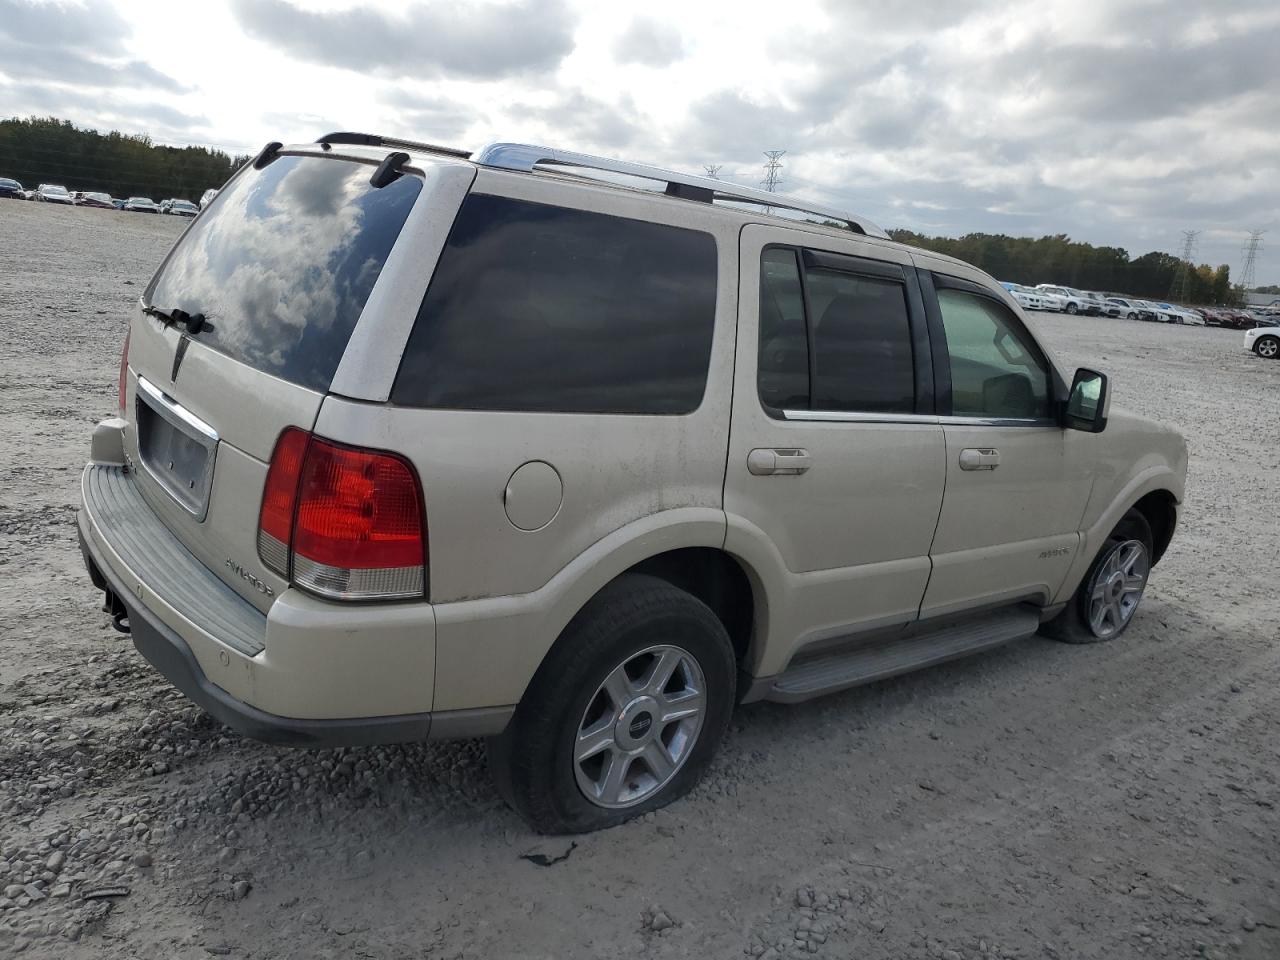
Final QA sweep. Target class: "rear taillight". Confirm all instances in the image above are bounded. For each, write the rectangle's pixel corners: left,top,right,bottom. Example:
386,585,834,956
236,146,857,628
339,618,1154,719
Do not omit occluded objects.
256,429,426,601
117,328,131,411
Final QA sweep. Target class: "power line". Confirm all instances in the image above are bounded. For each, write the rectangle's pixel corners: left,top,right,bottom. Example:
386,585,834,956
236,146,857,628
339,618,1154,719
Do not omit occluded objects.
1169,229,1200,301
703,164,722,180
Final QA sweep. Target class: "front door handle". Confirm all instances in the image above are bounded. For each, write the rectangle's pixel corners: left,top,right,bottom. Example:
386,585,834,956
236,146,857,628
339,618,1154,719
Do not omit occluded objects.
959,447,1000,471
747,448,812,476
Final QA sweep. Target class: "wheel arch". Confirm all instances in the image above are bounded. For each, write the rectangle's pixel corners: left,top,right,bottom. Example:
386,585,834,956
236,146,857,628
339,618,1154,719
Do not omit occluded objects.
1131,488,1177,564
431,509,772,713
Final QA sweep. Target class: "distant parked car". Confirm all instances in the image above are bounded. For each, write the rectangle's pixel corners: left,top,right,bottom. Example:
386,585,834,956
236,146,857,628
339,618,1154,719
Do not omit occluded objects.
1000,282,1051,311
36,183,74,204
1134,300,1176,323
123,197,160,213
1244,322,1280,359
111,199,126,210
77,191,115,209
0,177,23,199
1170,305,1206,326
1103,297,1143,320
1077,290,1110,315
1036,285,1090,315
165,199,199,217
199,187,218,209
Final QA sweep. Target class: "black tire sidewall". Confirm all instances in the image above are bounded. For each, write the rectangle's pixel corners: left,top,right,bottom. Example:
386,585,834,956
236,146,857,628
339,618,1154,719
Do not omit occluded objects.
1071,511,1154,641
492,574,736,834
1256,337,1279,358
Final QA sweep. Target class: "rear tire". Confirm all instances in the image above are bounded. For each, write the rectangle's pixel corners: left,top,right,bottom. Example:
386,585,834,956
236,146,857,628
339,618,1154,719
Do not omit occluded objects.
487,573,736,834
1255,336,1279,359
1044,509,1153,644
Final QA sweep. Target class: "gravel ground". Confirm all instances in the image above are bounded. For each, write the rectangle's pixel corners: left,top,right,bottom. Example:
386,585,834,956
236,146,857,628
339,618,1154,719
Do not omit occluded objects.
1,200,1277,960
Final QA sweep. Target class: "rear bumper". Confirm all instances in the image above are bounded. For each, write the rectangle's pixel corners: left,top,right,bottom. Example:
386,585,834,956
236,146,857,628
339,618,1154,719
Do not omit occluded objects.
80,524,439,746
78,459,512,746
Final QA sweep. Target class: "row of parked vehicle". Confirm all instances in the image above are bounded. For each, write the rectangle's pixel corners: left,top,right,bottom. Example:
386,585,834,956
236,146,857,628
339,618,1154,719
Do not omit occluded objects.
0,177,205,217
1000,281,1269,330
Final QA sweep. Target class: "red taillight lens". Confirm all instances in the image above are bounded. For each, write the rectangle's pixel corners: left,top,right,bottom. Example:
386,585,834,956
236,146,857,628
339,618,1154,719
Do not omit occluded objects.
256,429,426,601
256,427,310,576
117,328,131,411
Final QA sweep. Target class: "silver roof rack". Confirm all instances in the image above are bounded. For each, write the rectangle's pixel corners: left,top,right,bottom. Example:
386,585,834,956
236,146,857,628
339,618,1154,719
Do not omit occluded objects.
472,142,889,239
316,132,471,159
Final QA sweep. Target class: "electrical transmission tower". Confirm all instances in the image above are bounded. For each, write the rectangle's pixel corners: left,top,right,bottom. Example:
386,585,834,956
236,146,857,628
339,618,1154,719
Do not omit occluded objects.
703,164,722,180
1239,230,1264,296
1169,229,1200,301
761,150,786,192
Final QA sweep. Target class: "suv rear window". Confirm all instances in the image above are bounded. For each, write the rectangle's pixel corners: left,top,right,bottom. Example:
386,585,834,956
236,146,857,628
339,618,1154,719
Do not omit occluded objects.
391,194,718,414
146,155,422,392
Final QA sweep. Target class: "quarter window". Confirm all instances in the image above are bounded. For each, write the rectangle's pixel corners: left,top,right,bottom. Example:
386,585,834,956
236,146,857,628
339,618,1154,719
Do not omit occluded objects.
935,287,1051,420
392,195,718,414
758,248,916,414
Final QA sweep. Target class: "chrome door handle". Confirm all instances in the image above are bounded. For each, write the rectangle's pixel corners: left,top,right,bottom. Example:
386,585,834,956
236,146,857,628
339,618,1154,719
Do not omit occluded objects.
958,448,1000,471
747,448,812,476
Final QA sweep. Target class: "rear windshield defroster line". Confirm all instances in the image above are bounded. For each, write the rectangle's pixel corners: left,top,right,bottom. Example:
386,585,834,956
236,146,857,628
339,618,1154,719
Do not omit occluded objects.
146,155,422,392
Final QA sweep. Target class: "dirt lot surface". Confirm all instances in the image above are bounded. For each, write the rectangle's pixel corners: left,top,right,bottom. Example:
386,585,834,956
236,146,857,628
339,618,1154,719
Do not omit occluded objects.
1,200,1277,960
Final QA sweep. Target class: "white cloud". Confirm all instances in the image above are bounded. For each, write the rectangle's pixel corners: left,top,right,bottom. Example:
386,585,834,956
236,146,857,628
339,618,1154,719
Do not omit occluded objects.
0,0,1276,282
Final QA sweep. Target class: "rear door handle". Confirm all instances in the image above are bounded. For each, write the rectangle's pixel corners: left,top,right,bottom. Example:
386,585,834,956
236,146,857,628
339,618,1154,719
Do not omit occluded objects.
747,448,812,476
959,447,1000,471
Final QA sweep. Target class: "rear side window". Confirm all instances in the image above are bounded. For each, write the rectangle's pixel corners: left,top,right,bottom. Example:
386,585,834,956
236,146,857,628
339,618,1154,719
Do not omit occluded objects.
391,195,718,414
758,247,916,414
147,155,422,392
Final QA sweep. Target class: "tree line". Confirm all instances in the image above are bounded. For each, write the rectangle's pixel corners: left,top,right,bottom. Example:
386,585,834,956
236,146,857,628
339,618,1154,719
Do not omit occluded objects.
0,116,249,203
887,229,1237,306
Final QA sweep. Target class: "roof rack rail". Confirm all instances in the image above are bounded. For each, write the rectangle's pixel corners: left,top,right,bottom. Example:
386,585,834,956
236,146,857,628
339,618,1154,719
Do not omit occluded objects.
472,142,888,239
315,132,471,159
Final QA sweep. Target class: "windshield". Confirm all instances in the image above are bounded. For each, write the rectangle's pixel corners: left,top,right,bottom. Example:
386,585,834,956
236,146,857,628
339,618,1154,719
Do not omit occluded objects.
146,154,423,392
45,185,68,194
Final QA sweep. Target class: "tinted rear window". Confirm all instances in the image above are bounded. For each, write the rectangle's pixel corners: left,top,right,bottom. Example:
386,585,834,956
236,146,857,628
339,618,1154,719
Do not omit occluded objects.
391,194,718,414
147,155,422,392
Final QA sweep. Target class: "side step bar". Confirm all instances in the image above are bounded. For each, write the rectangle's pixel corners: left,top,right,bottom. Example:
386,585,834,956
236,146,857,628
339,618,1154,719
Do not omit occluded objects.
767,605,1040,703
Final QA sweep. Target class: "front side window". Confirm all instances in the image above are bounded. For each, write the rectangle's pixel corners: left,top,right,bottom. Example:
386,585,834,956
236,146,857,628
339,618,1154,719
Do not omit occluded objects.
758,247,916,414
392,195,718,414
935,287,1051,420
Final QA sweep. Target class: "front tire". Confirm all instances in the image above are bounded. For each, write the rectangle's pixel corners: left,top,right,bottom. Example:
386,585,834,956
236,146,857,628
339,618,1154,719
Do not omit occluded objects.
1255,336,1279,359
1066,303,1079,315
487,574,736,834
1044,509,1153,644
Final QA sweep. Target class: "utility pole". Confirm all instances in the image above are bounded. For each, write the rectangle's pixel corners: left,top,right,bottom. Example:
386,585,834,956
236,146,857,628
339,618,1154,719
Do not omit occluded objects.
761,150,786,193
1170,229,1200,302
703,164,722,180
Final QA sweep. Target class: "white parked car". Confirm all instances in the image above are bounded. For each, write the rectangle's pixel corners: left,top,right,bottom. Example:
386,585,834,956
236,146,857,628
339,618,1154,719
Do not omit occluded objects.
1244,323,1280,358
1171,305,1205,326
1035,285,1087,315
1000,282,1051,311
1103,298,1142,320
1135,300,1177,323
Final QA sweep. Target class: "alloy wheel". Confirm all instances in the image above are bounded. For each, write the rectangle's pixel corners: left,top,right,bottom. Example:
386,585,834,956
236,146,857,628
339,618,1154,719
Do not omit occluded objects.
1258,338,1279,359
573,645,706,809
1087,539,1149,639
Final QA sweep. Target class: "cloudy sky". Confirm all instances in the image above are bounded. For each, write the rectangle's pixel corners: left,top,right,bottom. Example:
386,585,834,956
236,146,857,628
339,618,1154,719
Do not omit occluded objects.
2,0,1278,283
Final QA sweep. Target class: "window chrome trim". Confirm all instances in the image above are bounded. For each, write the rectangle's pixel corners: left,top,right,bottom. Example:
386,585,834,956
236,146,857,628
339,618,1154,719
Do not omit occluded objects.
782,409,1058,428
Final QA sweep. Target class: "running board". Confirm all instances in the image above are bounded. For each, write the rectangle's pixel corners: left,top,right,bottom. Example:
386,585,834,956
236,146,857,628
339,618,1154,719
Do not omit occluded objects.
767,605,1040,704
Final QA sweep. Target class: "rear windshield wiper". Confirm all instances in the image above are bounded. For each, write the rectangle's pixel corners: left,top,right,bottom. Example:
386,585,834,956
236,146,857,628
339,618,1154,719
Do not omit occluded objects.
143,303,206,334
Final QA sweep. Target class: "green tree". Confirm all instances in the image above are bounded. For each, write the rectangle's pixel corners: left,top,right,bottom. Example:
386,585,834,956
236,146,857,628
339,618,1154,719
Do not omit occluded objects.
0,116,246,202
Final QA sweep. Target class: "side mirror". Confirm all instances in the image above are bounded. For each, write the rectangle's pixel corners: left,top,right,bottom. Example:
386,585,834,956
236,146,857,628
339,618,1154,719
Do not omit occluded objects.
1064,368,1108,433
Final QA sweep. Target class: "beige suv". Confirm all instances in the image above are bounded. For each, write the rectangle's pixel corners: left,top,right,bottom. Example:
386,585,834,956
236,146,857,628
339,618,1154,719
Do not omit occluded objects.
78,134,1187,833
